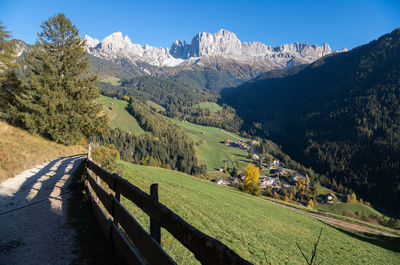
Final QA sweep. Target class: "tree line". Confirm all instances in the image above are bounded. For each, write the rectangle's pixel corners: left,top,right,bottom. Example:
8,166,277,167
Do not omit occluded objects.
93,98,207,175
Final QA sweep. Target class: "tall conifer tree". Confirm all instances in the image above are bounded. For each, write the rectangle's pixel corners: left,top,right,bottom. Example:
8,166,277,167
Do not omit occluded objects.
0,21,21,111
8,14,107,145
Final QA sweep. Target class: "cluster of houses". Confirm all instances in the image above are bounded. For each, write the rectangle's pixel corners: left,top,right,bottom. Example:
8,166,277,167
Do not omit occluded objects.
216,138,308,190
224,139,251,151
212,166,307,192
224,139,282,166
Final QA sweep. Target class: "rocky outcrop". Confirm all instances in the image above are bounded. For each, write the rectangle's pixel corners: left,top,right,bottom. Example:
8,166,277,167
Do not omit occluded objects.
169,29,333,67
85,32,184,67
86,29,341,69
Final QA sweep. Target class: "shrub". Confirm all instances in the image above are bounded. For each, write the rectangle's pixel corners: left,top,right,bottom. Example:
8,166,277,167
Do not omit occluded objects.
243,181,261,196
91,144,120,172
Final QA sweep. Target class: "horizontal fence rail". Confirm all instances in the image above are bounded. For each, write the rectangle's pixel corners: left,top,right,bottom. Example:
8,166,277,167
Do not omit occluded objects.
85,159,252,265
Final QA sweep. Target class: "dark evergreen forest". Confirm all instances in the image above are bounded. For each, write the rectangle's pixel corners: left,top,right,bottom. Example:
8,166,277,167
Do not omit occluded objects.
98,75,243,132
221,28,400,217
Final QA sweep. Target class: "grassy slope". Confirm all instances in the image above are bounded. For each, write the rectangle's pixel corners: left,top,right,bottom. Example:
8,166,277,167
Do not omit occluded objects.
118,161,400,265
170,119,251,171
316,202,383,218
146,100,166,112
195,102,222,112
314,184,386,220
97,95,249,171
0,121,84,182
99,76,121,86
96,95,389,223
96,95,144,135
96,96,390,224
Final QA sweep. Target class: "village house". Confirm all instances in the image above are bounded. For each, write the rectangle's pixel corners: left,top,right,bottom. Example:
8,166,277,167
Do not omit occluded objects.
265,164,274,169
326,192,338,204
259,176,274,188
224,139,251,151
291,173,306,183
228,177,241,185
212,178,228,185
239,173,246,182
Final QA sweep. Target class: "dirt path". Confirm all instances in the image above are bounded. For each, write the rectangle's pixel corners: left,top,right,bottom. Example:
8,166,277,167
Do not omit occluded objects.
266,199,400,238
0,155,84,265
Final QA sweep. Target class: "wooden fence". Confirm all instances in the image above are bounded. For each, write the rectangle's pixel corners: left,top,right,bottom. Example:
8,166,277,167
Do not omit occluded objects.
85,158,253,265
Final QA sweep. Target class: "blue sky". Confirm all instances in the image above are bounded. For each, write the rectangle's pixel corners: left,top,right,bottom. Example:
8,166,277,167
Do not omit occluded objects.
1,0,399,51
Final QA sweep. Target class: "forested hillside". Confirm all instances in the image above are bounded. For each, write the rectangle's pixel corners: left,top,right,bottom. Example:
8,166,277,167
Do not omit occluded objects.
163,66,252,92
221,28,400,216
94,98,207,175
98,76,243,132
98,75,213,109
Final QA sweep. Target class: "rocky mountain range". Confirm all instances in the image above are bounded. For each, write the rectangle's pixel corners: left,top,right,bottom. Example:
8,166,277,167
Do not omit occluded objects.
85,29,344,70
11,29,346,91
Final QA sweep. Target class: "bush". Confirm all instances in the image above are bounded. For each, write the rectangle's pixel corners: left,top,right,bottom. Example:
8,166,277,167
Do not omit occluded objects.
264,188,273,197
243,181,261,196
91,144,120,172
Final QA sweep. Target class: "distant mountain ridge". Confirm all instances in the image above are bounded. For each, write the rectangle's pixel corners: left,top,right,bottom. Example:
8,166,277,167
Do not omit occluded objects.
85,29,342,69
12,30,344,91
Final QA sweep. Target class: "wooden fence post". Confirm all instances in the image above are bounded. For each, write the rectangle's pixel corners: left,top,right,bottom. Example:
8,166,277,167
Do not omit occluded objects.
116,170,122,202
96,175,102,203
87,142,92,161
113,171,121,224
150,184,161,244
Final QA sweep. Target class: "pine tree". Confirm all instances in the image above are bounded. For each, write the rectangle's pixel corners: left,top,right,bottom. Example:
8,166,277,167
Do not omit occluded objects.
0,22,17,81
0,21,21,111
8,14,107,145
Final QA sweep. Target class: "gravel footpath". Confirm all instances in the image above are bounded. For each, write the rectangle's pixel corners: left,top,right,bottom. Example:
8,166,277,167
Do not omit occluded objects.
0,155,84,265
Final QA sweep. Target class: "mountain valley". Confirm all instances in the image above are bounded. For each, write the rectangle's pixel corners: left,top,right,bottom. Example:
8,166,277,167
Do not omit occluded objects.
2,11,400,264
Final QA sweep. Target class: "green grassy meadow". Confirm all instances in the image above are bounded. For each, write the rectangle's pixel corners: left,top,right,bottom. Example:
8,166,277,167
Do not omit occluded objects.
146,100,166,112
117,161,400,265
316,202,383,218
96,95,144,135
314,184,387,221
195,102,222,112
170,119,251,171
99,76,121,85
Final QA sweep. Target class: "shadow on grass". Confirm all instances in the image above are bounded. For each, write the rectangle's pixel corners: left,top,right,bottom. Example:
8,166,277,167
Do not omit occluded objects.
317,220,400,253
67,161,127,265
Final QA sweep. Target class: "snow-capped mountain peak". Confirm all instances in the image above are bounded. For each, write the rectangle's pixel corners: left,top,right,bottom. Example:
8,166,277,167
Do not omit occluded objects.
85,32,184,67
84,35,100,48
86,29,341,68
